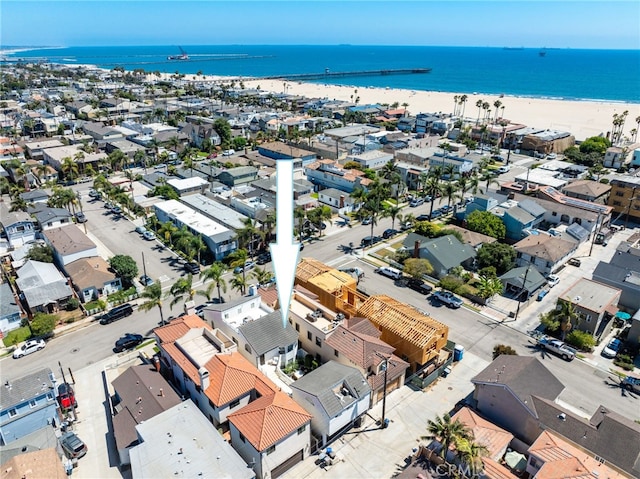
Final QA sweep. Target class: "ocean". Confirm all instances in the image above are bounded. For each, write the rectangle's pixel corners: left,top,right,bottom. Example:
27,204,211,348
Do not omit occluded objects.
5,45,640,103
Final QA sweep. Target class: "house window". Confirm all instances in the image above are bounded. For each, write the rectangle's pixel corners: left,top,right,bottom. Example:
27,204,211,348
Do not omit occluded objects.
279,347,286,354
295,323,300,332
8,408,17,418
585,315,591,322
551,211,557,216
47,393,54,401
239,432,246,443
287,344,294,352
297,425,306,435
224,313,229,319
245,344,252,354
232,337,238,344
266,445,276,455
316,337,322,347
334,349,339,357
229,398,240,409
615,191,624,197
307,331,312,341
29,400,37,408
613,201,622,206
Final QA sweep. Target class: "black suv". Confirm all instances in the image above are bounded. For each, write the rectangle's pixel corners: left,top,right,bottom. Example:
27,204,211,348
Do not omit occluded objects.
256,252,271,265
406,278,433,295
99,303,133,325
114,333,144,352
382,228,398,239
184,262,201,274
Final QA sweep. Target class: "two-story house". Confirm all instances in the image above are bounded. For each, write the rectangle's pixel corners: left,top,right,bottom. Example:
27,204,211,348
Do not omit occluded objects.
0,204,36,248
290,361,371,448
513,234,578,276
304,159,373,193
42,225,98,268
593,240,640,311
216,166,259,187
0,368,60,445
556,278,621,339
502,199,546,241
607,175,640,224
29,206,73,232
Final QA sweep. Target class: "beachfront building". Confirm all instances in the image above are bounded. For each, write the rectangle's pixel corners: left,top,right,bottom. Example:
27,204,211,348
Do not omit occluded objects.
304,159,373,193
153,199,237,261
607,175,640,224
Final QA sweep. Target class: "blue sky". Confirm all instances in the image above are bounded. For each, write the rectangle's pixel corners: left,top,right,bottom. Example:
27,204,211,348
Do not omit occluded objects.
2,1,639,49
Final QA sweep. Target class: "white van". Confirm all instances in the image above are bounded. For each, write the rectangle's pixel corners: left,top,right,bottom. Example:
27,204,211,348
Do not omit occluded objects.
497,165,511,174
375,266,403,280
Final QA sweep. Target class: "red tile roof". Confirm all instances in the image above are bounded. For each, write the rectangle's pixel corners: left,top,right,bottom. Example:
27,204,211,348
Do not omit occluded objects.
228,392,311,451
451,407,513,460
154,314,210,343
205,352,277,406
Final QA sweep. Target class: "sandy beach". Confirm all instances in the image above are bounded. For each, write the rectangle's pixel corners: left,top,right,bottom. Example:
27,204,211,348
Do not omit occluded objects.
238,79,639,142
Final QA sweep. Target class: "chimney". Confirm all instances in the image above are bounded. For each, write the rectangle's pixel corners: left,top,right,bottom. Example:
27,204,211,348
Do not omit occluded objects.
413,240,421,258
198,367,210,390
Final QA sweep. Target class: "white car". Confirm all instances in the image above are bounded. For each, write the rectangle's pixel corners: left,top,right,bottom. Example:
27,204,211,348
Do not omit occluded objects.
13,339,46,359
547,274,560,287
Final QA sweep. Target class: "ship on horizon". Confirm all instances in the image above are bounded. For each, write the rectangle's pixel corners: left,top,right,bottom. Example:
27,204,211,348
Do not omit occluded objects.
168,46,189,61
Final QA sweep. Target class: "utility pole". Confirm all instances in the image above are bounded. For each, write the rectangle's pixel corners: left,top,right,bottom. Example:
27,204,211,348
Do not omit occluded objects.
513,262,531,322
375,352,390,428
589,212,602,256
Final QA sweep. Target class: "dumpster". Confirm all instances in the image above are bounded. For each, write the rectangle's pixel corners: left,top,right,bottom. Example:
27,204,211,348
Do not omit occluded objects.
454,345,464,361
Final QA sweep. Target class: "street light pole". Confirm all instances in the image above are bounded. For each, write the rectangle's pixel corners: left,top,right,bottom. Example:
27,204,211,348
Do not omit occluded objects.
375,352,390,428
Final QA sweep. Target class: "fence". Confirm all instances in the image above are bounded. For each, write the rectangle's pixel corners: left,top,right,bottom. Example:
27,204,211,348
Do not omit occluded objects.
406,340,455,390
83,293,139,317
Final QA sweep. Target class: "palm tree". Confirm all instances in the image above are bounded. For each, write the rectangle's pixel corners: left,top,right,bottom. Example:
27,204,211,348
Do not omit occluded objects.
417,171,430,196
230,273,248,296
482,102,490,124
190,235,206,265
139,283,166,325
158,221,179,247
201,262,227,303
480,173,500,194
236,217,260,258
442,182,460,210
294,206,307,242
475,99,483,125
251,267,274,286
349,187,368,211
424,175,443,221
168,274,196,310
424,413,471,459
10,196,31,212
383,204,402,230
228,248,249,293
459,94,468,120
557,299,579,340
456,438,488,475
493,100,502,123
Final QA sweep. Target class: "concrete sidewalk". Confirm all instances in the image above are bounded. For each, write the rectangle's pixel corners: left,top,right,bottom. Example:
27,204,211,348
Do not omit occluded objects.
282,352,489,479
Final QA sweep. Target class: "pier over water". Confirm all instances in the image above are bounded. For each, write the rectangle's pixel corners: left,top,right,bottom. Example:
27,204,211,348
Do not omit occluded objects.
261,68,431,81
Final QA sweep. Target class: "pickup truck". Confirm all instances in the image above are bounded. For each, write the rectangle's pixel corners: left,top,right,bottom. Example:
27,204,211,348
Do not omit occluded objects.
433,290,464,308
537,336,576,361
622,376,640,393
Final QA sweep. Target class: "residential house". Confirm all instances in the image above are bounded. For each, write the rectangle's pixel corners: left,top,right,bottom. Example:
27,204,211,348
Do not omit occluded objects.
129,400,254,479
81,122,123,142
604,146,629,169
502,199,546,241
0,282,23,335
42,144,107,174
561,179,611,203
607,175,640,224
440,224,497,249
499,266,547,300
290,361,371,448
0,368,60,445
29,206,73,231
110,364,182,466
15,260,73,314
345,150,393,170
513,234,578,276
428,153,473,177
471,355,565,444
0,137,24,161
529,396,640,477
179,193,252,231
64,257,122,303
593,240,640,310
19,190,48,205
104,138,146,161
304,159,373,193
166,177,209,197
525,429,628,479
459,194,500,219
23,139,64,160
402,233,476,278
154,315,311,479
257,141,317,166
0,448,66,479
520,129,574,155
317,187,358,214
153,199,237,261
216,166,259,187
451,407,514,465
42,225,98,267
236,312,299,369
251,177,314,201
535,186,612,228
0,204,36,248
556,278,621,339
180,122,221,149
324,317,408,404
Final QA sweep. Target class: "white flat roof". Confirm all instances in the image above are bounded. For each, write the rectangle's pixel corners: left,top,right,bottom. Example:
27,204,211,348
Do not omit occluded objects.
167,177,208,190
154,199,230,236
515,169,567,188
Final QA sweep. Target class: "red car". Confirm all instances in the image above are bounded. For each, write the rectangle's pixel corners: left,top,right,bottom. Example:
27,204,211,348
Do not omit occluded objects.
57,383,77,410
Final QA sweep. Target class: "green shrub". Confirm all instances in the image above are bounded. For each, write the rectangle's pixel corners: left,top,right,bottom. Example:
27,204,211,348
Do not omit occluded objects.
565,330,596,352
3,326,31,347
437,275,464,294
493,344,518,360
65,298,80,311
614,354,635,371
31,313,57,338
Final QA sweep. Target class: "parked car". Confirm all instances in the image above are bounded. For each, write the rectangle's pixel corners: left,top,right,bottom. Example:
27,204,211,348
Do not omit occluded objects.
432,290,464,308
405,278,433,295
430,209,443,219
601,338,622,358
142,230,156,241
416,214,431,222
537,289,549,301
60,432,88,459
622,376,640,393
13,339,46,358
57,383,77,410
135,225,147,234
256,252,272,265
222,149,235,156
547,274,560,287
140,275,154,286
567,258,581,267
497,165,511,174
361,236,382,247
88,188,101,199
184,262,201,274
99,303,134,325
111,205,122,215
74,212,87,223
114,333,144,353
546,153,558,160
361,217,372,225
233,261,255,274
409,197,425,207
400,221,414,231
382,228,399,239
375,266,403,280
492,155,505,162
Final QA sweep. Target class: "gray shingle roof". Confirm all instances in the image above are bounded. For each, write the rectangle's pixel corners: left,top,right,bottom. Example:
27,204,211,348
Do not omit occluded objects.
0,282,21,320
1,368,54,410
499,266,546,292
291,361,371,418
16,260,73,308
472,356,564,415
238,311,299,356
